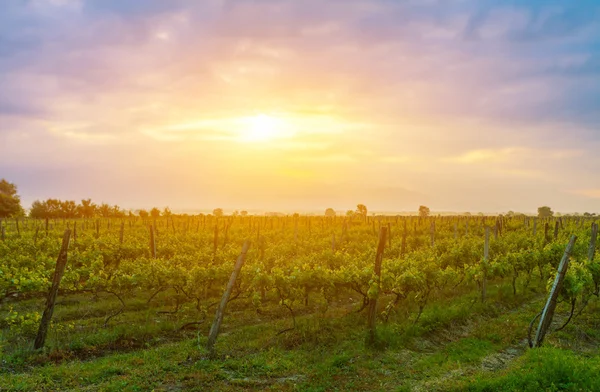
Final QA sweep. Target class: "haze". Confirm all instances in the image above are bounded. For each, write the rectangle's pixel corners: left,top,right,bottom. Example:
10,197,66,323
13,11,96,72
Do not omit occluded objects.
1,0,600,214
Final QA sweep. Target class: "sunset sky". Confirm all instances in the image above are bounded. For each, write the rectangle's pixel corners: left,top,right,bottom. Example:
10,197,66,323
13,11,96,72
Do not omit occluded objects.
1,0,600,213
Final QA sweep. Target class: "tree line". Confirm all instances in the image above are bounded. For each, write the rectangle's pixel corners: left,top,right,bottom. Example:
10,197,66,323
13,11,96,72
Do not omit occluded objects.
1,178,596,220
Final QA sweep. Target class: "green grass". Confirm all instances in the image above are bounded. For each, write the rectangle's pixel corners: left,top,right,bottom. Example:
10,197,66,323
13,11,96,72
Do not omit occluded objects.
1,277,599,391
455,347,600,392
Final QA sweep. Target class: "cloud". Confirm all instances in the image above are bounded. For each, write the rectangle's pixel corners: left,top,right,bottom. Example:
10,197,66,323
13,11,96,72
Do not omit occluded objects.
1,0,600,212
569,190,600,199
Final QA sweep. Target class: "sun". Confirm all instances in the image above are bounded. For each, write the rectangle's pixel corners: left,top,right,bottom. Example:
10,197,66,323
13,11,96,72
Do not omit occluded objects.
240,114,281,142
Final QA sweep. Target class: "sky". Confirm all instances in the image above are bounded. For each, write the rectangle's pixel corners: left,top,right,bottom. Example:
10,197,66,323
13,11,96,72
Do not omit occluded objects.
1,0,600,214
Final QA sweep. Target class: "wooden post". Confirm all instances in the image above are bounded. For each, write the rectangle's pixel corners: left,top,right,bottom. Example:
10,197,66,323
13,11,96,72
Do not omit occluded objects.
533,235,577,347
207,241,251,356
34,229,71,350
454,222,458,240
387,223,392,248
1,224,4,241
430,221,435,248
553,220,559,241
589,223,598,262
544,222,549,243
367,227,387,346
294,219,298,242
332,233,336,251
401,221,407,256
15,218,20,237
149,225,157,259
482,226,489,303
45,218,49,236
119,221,125,244
213,224,219,254
533,218,537,236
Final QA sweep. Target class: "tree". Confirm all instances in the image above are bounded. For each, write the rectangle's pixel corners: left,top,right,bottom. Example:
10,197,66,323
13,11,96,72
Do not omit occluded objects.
30,200,49,219
538,206,554,218
163,207,172,218
98,203,112,218
60,200,78,218
356,204,368,218
346,210,354,217
0,179,23,218
150,208,161,218
418,205,430,217
78,199,96,218
139,209,149,219
240,210,248,217
213,208,224,217
325,208,336,217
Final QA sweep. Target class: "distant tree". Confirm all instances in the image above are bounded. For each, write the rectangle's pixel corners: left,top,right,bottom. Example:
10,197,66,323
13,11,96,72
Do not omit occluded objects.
293,213,300,219
30,200,49,219
538,206,554,218
60,200,78,218
98,203,112,218
150,207,161,218
139,209,149,219
78,199,96,218
506,210,515,217
240,210,248,217
356,204,368,218
464,212,472,216
418,205,430,217
346,210,354,217
213,208,224,217
325,208,336,217
477,212,484,216
111,205,125,218
583,212,597,217
163,207,172,217
0,179,23,218
45,199,61,218
232,210,239,217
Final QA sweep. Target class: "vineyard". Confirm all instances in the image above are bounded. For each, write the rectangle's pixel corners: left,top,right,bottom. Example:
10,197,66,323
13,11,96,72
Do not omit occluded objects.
1,214,600,391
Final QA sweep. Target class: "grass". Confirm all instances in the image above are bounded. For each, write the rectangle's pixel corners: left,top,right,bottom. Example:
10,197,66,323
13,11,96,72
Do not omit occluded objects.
1,277,599,391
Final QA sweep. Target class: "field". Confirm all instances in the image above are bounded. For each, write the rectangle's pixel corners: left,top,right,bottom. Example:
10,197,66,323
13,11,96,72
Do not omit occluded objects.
1,215,600,391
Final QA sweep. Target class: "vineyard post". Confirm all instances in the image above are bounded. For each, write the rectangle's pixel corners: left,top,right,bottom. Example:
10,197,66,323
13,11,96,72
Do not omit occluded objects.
589,223,598,262
401,220,407,256
213,225,219,254
73,222,77,243
553,220,559,241
149,225,157,259
15,218,20,237
494,220,499,240
207,241,251,357
387,223,392,248
367,226,387,346
533,218,537,236
119,221,125,244
294,219,298,242
34,229,71,350
430,221,435,248
454,222,458,240
544,222,549,243
533,235,577,348
332,233,336,251
1,223,4,241
482,226,489,303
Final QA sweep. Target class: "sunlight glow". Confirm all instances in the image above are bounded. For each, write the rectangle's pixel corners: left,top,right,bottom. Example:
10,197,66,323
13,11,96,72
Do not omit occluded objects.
239,114,284,142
